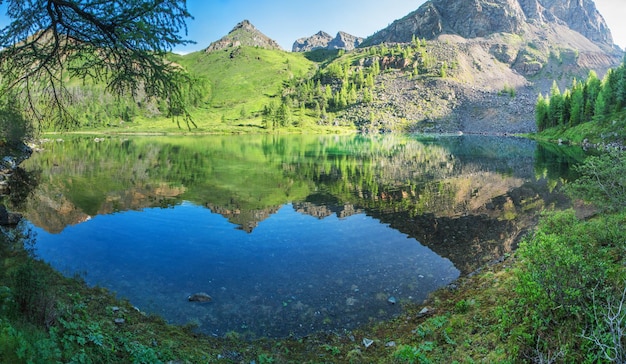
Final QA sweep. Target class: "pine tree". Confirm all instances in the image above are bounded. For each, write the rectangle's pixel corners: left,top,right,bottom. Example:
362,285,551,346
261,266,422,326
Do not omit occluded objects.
277,102,291,127
548,81,563,127
569,79,584,126
583,70,601,121
592,69,620,117
595,88,608,117
535,93,549,131
617,55,626,110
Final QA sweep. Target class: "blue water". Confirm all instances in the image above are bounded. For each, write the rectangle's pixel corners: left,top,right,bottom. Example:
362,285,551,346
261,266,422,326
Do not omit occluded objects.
32,201,459,338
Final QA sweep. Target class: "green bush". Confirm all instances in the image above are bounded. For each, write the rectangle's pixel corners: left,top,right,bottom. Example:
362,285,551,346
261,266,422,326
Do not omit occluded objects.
394,343,434,364
513,208,626,361
0,320,61,363
10,261,56,327
516,210,620,318
566,151,626,212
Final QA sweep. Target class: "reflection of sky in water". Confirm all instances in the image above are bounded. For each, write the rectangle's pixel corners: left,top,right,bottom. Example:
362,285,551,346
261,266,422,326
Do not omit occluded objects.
32,201,459,338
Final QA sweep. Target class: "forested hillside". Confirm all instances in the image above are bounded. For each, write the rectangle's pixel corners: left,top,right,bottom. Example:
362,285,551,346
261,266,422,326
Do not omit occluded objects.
536,55,626,145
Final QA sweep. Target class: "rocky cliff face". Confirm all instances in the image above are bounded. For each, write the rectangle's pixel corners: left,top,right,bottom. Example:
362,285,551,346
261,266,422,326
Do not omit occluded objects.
292,31,363,52
365,0,613,48
292,31,334,52
328,31,364,51
339,0,622,134
520,0,613,45
206,20,282,52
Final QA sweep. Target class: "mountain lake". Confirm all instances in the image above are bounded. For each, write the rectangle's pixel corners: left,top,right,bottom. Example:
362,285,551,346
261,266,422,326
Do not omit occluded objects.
14,134,582,338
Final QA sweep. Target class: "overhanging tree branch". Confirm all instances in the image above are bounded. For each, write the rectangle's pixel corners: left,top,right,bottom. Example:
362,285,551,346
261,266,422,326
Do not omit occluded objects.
0,0,195,129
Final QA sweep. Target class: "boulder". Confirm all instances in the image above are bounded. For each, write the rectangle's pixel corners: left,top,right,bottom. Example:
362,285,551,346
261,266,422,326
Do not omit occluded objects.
187,292,212,302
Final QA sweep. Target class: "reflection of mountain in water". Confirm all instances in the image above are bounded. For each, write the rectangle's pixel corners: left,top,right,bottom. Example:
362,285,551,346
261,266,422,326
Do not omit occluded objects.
18,135,579,275
24,181,186,234
205,202,281,233
293,200,361,220
367,179,571,275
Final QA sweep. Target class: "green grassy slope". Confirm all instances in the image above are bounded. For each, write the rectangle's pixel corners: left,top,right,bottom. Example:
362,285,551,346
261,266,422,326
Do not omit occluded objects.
45,46,355,134
171,47,317,126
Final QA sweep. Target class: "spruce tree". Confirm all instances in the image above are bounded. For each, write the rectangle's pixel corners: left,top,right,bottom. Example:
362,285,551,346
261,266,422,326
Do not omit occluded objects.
535,93,549,131
548,81,563,127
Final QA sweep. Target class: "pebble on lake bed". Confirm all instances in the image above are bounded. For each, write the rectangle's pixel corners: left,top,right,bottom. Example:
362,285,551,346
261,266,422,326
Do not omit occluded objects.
188,292,212,302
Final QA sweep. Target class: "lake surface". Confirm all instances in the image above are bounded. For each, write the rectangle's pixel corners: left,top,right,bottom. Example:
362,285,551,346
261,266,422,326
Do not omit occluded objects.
14,134,581,338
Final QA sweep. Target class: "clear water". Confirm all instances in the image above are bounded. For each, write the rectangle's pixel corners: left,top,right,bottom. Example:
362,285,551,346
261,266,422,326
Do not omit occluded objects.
30,202,457,337
17,134,581,338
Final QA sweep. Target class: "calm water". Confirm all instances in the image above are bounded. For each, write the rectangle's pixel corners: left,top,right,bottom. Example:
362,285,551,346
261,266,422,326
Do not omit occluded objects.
15,134,581,338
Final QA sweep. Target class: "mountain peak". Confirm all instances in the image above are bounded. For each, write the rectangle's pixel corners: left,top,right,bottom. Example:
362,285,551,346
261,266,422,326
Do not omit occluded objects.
364,0,614,47
205,19,283,52
293,31,363,52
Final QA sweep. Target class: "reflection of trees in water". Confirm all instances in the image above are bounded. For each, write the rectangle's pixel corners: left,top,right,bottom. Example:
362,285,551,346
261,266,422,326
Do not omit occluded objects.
19,135,576,238
5,167,40,209
367,180,572,275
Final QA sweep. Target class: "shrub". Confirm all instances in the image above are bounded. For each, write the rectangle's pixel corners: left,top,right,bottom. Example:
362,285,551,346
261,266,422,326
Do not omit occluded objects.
10,261,57,328
583,286,626,363
566,151,626,212
393,343,433,364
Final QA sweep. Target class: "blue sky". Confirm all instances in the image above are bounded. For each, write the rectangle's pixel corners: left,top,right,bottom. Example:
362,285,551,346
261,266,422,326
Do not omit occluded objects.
181,0,422,52
180,0,625,53
0,1,624,53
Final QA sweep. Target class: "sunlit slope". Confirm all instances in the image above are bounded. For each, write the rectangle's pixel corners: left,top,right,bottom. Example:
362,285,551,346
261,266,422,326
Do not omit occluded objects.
172,47,317,124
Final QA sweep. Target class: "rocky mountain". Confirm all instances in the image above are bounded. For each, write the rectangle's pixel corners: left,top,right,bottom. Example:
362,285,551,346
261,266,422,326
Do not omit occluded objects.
364,0,614,48
293,31,363,52
292,31,333,52
205,20,282,52
335,0,622,134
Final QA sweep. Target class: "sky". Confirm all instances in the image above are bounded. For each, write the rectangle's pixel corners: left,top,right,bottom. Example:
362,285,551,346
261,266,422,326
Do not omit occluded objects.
178,0,626,53
0,1,623,53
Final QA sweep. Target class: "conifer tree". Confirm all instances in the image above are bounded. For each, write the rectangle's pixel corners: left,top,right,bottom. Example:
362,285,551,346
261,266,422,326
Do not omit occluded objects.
569,80,584,126
548,81,563,127
617,55,626,110
583,71,601,121
535,93,549,131
590,68,619,118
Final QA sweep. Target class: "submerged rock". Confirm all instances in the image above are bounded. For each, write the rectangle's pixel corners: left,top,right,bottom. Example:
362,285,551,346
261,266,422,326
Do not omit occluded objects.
188,292,212,303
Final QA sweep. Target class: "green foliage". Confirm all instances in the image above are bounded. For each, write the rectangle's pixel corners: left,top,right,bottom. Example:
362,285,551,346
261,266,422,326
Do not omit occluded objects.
0,93,33,146
513,208,626,361
535,93,549,131
583,286,626,363
454,299,473,314
321,344,341,356
394,343,434,364
537,58,626,136
566,151,626,212
0,320,61,364
258,353,276,363
0,0,194,128
499,84,517,98
548,81,564,127
10,261,56,327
